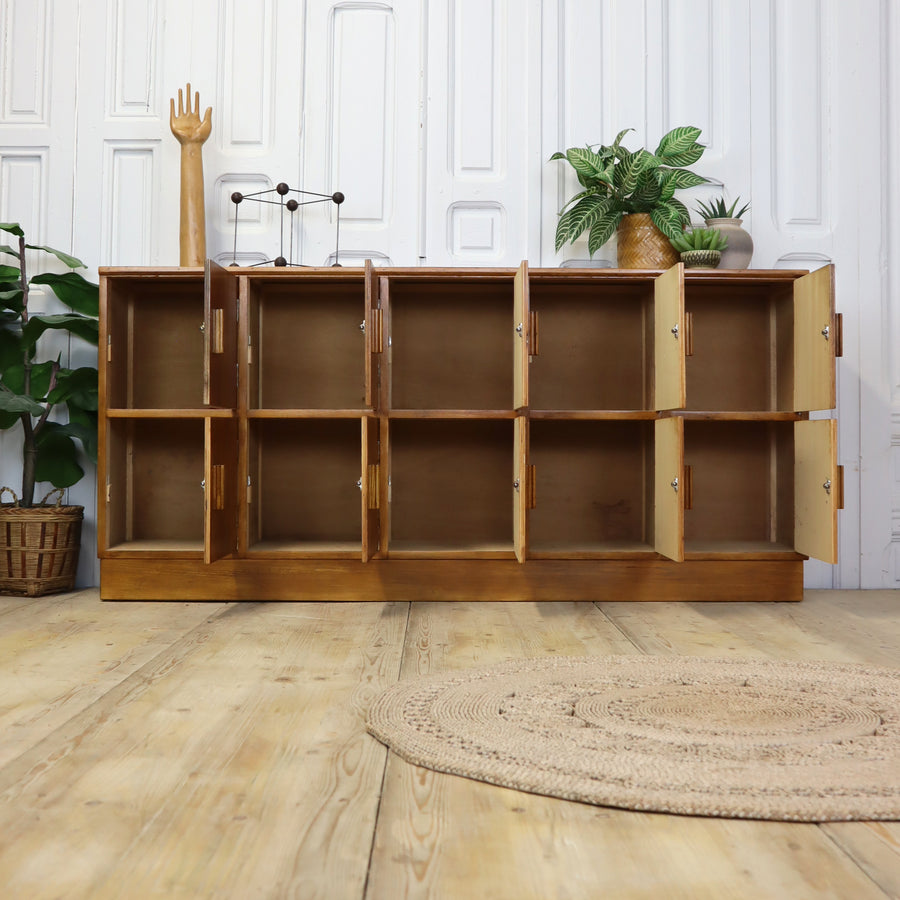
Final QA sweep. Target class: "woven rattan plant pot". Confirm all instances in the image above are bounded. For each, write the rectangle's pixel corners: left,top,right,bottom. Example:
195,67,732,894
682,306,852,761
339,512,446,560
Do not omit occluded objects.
0,487,83,597
616,213,680,269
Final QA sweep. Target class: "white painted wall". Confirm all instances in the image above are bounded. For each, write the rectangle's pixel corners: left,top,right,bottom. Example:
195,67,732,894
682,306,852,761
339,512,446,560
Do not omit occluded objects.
0,0,894,590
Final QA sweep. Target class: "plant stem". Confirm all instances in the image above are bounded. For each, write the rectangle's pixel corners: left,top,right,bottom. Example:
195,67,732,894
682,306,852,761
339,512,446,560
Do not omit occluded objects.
18,233,36,508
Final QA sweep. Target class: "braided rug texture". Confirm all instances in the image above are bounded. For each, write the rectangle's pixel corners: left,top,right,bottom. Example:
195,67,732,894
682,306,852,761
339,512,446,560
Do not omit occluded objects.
366,656,900,822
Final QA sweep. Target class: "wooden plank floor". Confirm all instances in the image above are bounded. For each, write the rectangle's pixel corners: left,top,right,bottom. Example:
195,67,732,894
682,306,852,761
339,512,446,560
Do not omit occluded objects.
0,590,898,899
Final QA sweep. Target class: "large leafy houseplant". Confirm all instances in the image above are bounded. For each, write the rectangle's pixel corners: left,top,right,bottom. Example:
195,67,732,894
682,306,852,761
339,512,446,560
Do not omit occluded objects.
0,223,99,508
552,126,709,256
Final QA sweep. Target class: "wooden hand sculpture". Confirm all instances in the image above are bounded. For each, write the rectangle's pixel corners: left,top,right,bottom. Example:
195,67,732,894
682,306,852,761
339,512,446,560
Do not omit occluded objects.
170,83,212,266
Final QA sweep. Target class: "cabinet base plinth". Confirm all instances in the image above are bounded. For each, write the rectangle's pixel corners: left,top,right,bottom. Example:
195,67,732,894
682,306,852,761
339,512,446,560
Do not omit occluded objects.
99,558,804,602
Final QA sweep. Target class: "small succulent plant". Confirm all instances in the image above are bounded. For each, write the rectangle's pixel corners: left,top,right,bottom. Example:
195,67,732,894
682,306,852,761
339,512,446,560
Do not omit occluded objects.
670,227,728,254
695,195,750,221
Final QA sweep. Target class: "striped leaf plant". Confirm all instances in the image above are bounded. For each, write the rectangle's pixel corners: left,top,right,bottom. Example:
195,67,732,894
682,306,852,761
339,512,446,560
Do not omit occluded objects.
551,126,710,256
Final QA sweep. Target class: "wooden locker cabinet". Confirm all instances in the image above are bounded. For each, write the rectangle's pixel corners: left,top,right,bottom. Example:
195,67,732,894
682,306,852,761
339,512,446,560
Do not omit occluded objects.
98,263,841,602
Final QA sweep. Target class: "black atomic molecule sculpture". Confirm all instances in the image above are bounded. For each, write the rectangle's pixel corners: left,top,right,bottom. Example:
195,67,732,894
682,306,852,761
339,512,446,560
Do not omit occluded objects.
230,182,345,267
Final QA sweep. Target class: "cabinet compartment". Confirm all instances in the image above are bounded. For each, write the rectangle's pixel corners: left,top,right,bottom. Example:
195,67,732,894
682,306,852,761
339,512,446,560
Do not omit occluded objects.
388,278,514,410
247,277,367,409
105,277,205,409
529,420,655,555
528,281,654,410
685,282,793,411
105,418,205,552
684,420,795,553
247,418,362,553
389,419,514,554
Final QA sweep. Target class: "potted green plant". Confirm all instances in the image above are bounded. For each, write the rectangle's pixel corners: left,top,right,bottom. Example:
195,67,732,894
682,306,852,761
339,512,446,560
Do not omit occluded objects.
551,126,709,268
670,226,727,268
0,222,99,596
695,195,753,269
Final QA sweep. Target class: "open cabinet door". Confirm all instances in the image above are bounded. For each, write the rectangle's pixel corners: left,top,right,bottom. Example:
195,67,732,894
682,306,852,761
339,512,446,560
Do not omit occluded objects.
205,416,238,563
362,416,382,561
379,418,392,557
513,416,529,563
793,265,836,412
795,418,840,563
365,260,383,409
204,259,238,408
654,416,684,561
514,261,529,410
653,264,685,410
377,275,392,410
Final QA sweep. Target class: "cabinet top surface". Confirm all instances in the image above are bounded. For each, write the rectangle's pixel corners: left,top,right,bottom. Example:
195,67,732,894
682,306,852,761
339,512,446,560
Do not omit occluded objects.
99,264,819,282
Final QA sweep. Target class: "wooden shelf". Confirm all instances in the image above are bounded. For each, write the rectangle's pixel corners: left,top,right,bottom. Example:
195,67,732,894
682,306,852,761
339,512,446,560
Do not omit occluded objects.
98,262,840,601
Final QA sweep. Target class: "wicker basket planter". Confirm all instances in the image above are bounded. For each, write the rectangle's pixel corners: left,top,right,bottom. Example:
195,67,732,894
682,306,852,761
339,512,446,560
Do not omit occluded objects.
0,488,83,597
617,214,680,269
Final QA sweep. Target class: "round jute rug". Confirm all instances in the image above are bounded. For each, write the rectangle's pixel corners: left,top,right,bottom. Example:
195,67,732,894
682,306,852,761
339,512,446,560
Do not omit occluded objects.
366,656,900,822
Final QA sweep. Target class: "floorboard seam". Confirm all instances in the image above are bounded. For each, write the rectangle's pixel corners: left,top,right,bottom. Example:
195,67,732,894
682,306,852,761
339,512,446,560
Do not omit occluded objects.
818,825,894,898
361,601,412,900
592,602,647,653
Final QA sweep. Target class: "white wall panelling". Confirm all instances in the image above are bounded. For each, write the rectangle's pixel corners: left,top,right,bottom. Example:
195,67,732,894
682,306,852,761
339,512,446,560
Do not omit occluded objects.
328,3,394,224
100,142,161,265
771,0,829,231
1,0,48,122
299,1,420,266
221,0,274,148
0,0,895,590
108,0,160,117
425,0,541,265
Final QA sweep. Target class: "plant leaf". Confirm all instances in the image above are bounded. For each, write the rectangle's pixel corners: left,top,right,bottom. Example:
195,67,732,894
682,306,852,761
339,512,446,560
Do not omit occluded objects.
0,390,44,416
664,169,709,191
0,223,24,238
62,408,98,463
48,366,98,410
614,149,657,196
564,147,613,187
21,313,99,350
34,422,84,488
610,128,633,150
0,265,20,281
655,126,703,158
657,145,706,168
629,171,664,209
2,359,56,399
554,195,614,251
30,272,99,316
587,214,622,256
651,203,688,240
0,244,20,259
25,244,86,269
0,288,24,313
0,328,21,369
